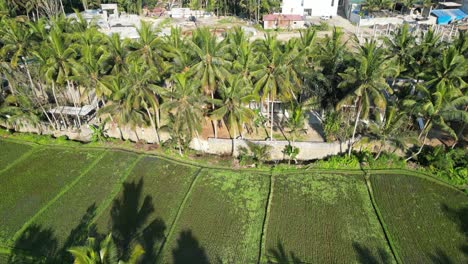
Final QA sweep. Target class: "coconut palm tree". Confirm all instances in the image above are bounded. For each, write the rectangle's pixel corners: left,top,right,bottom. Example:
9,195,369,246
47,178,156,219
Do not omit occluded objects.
126,60,163,143
100,33,130,75
99,74,148,141
211,77,256,156
161,72,205,155
127,20,165,72
317,27,349,110
337,38,393,156
188,27,231,138
384,23,416,84
363,104,417,159
252,33,301,140
68,233,144,264
403,85,468,160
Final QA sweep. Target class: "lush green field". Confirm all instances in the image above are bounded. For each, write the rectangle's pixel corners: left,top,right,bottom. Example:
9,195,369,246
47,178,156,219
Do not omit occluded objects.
0,141,34,170
159,169,270,263
0,146,102,246
370,174,468,263
264,173,394,263
0,139,467,263
95,156,199,263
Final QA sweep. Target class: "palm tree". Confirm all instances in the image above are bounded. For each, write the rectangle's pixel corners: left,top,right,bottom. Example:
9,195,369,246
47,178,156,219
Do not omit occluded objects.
337,38,393,156
126,60,163,143
127,21,165,71
161,72,205,155
363,104,417,159
211,77,256,156
252,33,301,140
383,23,416,84
100,33,130,75
99,74,148,141
68,233,144,264
188,27,231,138
403,85,468,161
317,27,349,109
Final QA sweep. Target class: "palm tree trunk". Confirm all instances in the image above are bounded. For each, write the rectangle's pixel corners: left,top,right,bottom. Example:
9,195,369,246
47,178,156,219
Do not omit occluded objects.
145,106,160,143
211,91,218,138
270,94,274,141
232,127,236,157
406,130,428,161
52,82,68,129
349,102,362,156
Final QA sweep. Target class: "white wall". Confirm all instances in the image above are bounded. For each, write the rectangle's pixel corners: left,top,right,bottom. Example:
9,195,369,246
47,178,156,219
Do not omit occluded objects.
281,0,338,17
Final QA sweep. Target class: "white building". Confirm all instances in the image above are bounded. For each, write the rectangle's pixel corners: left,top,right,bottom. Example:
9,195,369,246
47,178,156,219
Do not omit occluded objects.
281,0,339,17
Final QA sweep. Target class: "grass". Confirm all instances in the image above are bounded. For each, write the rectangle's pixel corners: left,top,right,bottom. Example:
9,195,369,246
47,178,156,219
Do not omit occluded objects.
370,174,468,263
0,147,102,246
0,141,33,169
160,169,270,263
94,156,199,263
18,151,139,255
264,173,394,263
1,138,467,263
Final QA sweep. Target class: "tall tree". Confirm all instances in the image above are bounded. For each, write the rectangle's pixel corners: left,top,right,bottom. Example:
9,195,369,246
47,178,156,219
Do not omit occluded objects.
337,38,393,156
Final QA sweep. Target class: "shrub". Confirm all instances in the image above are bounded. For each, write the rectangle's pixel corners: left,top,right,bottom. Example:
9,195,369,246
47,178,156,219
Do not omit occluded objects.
310,153,360,169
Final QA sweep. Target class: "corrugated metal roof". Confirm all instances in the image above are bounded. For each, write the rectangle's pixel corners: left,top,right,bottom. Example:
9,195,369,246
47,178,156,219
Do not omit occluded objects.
431,9,467,24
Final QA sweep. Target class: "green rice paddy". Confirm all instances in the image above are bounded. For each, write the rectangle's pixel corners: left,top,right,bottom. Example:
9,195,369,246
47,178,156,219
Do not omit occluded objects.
0,139,466,263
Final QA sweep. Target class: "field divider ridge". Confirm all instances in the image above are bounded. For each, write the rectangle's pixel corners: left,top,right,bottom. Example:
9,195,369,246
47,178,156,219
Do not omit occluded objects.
155,167,204,261
91,155,144,223
0,145,42,177
9,150,109,244
363,171,402,264
257,169,275,264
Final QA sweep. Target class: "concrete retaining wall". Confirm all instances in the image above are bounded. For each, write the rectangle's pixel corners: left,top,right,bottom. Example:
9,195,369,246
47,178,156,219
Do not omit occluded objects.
190,138,349,161
3,122,349,161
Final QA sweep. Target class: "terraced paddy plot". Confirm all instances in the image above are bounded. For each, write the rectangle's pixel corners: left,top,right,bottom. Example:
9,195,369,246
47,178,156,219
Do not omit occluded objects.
15,151,139,255
0,140,34,169
370,174,468,263
160,170,270,264
264,173,394,263
0,147,102,245
95,156,199,263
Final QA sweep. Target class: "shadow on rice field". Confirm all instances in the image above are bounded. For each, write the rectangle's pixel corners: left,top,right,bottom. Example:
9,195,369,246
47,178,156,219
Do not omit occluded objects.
0,139,467,264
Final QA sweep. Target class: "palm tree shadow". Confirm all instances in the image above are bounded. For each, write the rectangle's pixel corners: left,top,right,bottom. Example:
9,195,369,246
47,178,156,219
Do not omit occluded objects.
7,224,58,264
440,203,468,258
352,242,391,264
267,241,303,264
109,178,166,262
429,248,454,264
8,204,98,264
172,230,209,264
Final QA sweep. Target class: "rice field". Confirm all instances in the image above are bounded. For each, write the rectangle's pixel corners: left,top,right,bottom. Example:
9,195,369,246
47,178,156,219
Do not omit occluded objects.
264,173,394,263
370,174,468,263
0,139,466,263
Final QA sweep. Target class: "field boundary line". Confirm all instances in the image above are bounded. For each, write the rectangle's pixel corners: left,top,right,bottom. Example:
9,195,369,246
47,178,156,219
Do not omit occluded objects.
155,167,203,261
0,145,42,177
257,170,275,264
90,154,143,224
363,172,402,264
9,150,108,244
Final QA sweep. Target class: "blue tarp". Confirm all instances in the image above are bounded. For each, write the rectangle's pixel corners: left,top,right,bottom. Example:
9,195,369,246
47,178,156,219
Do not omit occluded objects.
431,9,467,25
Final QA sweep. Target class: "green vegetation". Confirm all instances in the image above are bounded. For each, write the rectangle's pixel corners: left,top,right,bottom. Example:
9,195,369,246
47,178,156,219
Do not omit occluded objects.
0,140,33,169
160,169,270,263
94,156,199,262
370,174,468,263
0,147,102,245
1,140,467,263
264,173,394,263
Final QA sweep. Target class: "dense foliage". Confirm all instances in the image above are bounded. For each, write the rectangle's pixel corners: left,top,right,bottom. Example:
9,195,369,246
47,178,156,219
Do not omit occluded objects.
0,12,466,159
